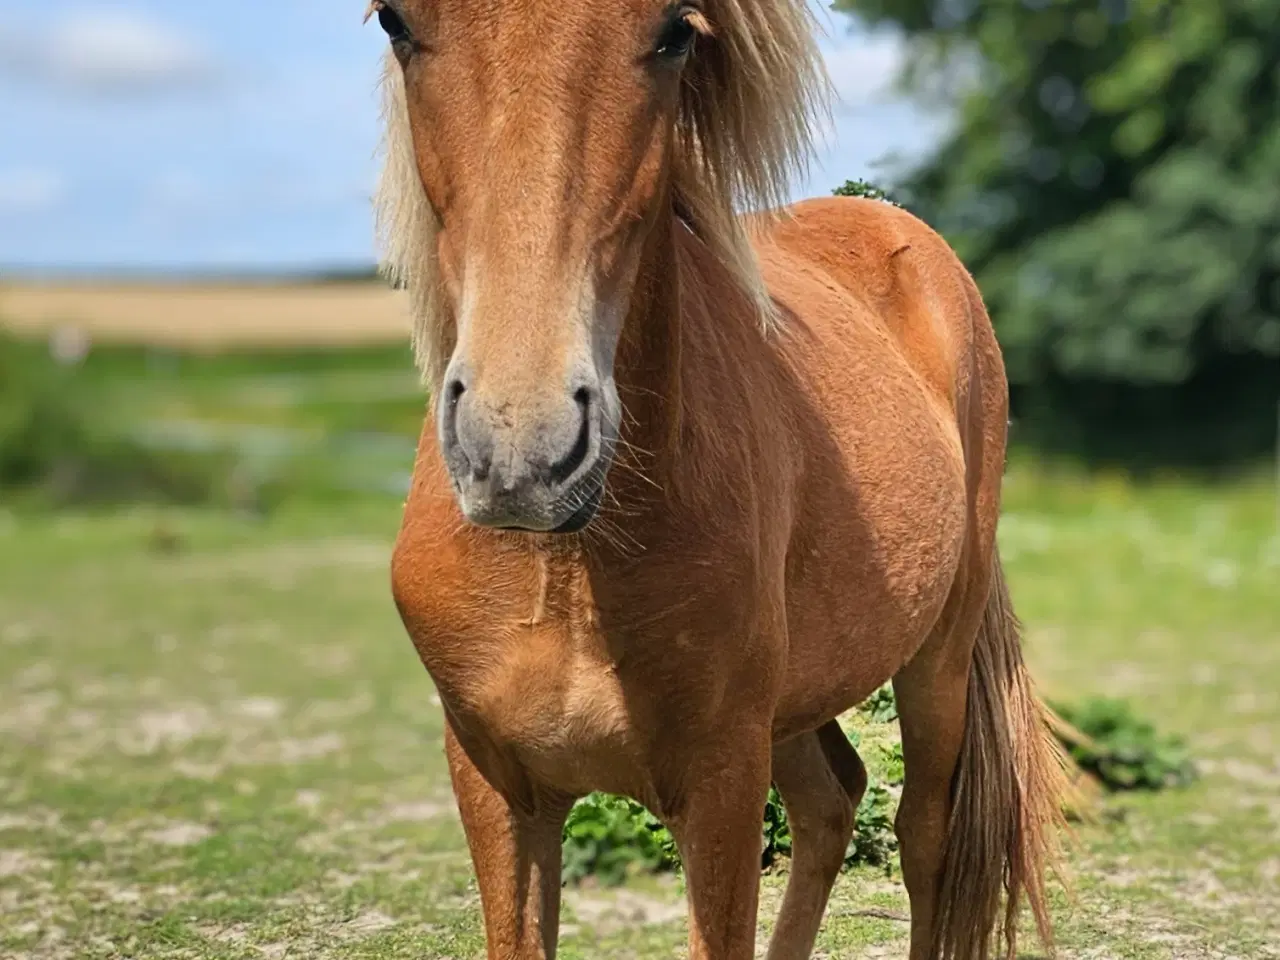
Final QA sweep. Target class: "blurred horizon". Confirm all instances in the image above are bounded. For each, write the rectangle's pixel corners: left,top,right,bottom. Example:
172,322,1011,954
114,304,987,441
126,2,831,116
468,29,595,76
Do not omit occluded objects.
0,1,944,277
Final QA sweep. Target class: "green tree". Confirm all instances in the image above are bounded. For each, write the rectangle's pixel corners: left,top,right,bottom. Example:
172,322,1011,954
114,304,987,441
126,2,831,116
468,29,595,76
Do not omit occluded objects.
833,0,1280,465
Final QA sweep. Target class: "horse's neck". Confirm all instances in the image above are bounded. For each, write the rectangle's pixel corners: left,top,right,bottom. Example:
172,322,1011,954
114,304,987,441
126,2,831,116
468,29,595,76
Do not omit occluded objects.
608,215,771,519
609,218,686,484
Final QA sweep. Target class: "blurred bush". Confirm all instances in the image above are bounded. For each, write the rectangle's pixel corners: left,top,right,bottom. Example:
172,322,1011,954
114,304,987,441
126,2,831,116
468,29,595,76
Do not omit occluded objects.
834,0,1280,466
1052,696,1198,791
0,330,249,507
0,330,90,489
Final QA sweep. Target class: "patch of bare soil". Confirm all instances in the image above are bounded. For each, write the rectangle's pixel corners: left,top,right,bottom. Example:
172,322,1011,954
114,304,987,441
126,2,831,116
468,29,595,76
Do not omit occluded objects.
564,885,686,936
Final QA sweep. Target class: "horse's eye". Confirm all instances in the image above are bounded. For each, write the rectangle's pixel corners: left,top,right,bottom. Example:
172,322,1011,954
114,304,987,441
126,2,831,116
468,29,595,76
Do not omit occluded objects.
378,5,410,42
655,13,696,59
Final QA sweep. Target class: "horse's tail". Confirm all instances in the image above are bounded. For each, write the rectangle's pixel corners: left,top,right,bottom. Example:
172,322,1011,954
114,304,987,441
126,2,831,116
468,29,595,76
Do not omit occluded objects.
933,553,1072,960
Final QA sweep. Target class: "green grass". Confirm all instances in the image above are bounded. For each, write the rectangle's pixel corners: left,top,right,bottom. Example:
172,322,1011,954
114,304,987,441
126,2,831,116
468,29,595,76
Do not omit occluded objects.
1,346,1278,958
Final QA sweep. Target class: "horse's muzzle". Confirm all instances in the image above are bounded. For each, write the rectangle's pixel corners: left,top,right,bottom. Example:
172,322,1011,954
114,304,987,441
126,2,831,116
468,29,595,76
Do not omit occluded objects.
438,374,608,533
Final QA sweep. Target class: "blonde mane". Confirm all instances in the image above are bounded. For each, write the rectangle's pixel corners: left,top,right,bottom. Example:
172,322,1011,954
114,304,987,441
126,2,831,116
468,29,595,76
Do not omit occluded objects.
373,0,831,385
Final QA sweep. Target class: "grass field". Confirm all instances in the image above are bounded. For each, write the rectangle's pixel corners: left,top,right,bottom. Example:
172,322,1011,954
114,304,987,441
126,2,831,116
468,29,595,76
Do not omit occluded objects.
2,342,1278,959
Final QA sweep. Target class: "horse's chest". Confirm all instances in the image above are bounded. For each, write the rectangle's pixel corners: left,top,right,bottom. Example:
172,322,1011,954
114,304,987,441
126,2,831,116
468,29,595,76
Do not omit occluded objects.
443,631,640,795
392,524,641,793
483,642,632,767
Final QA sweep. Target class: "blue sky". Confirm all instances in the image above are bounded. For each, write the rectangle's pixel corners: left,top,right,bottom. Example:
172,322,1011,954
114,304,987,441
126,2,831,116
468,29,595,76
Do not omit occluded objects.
0,1,947,274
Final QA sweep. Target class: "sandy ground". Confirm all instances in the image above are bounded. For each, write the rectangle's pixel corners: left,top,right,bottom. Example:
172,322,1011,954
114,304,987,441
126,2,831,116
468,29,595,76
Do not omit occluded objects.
0,281,412,349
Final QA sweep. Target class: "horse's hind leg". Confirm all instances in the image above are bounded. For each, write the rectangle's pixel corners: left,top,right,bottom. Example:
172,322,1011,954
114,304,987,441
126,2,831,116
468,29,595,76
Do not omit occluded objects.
765,720,867,960
892,638,972,960
895,559,1067,960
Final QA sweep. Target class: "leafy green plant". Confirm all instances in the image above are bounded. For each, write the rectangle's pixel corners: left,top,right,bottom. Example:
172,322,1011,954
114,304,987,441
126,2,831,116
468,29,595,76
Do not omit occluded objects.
833,179,901,206
858,684,899,723
876,740,906,787
848,779,898,869
761,787,792,869
561,794,678,887
1051,697,1198,791
565,773,901,885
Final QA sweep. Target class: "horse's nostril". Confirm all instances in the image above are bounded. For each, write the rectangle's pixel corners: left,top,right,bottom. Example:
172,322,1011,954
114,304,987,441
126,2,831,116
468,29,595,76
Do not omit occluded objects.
549,389,594,487
442,376,491,481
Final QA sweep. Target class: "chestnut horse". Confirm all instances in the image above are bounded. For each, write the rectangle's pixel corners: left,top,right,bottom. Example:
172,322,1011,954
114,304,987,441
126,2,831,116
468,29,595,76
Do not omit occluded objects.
371,1,1068,958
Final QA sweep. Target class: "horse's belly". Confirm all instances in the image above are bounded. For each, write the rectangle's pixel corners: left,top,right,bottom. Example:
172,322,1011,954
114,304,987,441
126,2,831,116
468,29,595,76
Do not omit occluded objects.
776,432,970,736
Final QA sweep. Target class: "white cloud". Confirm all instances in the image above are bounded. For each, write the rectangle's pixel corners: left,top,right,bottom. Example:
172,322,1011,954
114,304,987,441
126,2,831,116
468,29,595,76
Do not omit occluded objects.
0,169,64,213
0,8,217,95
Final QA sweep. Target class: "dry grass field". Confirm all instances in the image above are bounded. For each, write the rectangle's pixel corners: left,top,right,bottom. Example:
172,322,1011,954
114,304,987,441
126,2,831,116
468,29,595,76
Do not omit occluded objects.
0,281,411,349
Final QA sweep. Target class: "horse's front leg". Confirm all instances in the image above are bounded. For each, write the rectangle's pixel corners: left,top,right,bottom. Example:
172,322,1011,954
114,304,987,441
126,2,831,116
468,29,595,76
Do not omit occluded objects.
444,718,573,960
668,726,773,960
